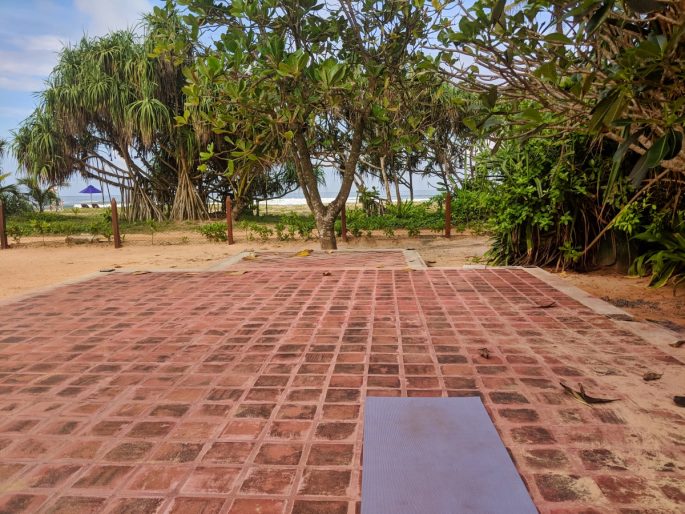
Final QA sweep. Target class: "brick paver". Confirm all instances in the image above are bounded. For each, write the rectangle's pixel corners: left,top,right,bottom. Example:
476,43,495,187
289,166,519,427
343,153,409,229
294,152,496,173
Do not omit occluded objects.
228,250,411,270
0,267,683,513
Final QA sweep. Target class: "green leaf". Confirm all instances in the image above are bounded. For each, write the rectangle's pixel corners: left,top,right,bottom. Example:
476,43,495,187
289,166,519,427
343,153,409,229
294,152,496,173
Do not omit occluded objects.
545,33,571,44
586,1,614,35
628,129,681,186
480,86,498,108
625,0,666,13
490,0,506,26
535,62,557,83
463,118,478,132
519,107,543,123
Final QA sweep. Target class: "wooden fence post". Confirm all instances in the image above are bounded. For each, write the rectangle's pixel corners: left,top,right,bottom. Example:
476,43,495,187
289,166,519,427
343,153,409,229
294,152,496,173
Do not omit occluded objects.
341,204,348,242
444,191,452,239
226,197,235,245
0,199,8,249
111,198,122,249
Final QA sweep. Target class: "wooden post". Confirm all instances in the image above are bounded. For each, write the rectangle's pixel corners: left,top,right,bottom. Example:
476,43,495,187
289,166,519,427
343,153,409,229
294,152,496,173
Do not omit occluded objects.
111,198,122,249
444,191,452,239
0,199,8,249
226,197,235,245
341,204,348,242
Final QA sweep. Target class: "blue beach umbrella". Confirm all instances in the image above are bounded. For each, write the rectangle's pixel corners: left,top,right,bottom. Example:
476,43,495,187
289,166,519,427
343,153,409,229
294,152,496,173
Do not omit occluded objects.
79,185,102,204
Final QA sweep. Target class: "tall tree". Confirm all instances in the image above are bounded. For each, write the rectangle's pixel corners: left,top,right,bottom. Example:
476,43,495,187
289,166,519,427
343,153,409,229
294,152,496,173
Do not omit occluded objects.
12,28,207,221
439,0,684,192
166,0,441,248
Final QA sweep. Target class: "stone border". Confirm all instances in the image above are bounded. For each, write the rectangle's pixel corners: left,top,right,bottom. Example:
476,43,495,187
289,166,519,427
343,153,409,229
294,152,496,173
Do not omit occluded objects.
521,266,683,359
402,249,426,269
0,271,105,308
207,248,424,271
206,251,251,270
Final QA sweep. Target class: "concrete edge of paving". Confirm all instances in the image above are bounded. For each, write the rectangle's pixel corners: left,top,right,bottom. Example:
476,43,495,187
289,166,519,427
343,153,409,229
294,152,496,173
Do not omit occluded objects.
0,271,106,308
402,249,427,269
521,266,683,359
206,251,251,270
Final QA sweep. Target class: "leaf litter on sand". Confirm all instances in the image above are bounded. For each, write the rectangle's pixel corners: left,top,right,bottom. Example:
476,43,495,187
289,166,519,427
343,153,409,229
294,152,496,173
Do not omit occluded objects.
242,253,258,261
642,372,663,381
560,382,619,406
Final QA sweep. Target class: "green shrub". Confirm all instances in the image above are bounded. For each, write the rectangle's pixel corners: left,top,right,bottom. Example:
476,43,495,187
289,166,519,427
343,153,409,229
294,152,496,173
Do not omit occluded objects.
6,224,25,244
275,222,294,241
252,224,274,241
199,222,228,242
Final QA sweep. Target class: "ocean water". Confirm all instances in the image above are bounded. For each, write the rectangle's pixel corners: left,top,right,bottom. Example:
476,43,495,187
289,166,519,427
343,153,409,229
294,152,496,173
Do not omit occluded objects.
59,189,438,208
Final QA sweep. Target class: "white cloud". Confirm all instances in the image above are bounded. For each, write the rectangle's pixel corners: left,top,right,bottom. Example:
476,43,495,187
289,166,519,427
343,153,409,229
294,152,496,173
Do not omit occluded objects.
20,34,65,53
0,106,33,119
74,0,153,36
0,75,45,93
0,50,57,77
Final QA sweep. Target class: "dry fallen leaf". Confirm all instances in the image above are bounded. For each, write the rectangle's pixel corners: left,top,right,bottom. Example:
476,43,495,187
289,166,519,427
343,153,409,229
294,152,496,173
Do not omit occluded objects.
478,348,490,359
242,253,258,261
225,270,247,276
132,271,150,275
327,250,334,254
560,382,619,406
643,372,663,382
322,271,331,276
674,396,685,408
525,301,556,309
669,340,685,348
99,268,115,273
295,249,313,257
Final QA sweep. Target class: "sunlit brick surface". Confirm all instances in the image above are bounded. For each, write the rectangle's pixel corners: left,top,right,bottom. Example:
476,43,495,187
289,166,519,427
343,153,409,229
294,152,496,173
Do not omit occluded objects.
229,250,410,270
0,269,683,513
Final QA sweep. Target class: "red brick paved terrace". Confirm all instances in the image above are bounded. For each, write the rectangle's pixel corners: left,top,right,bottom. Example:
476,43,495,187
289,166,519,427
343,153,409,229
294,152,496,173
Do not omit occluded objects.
0,252,683,513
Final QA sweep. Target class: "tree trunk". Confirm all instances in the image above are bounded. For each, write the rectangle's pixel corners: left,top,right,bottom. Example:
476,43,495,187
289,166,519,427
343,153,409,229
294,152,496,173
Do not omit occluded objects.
291,112,366,250
318,217,337,250
394,175,402,206
409,170,414,202
380,156,392,203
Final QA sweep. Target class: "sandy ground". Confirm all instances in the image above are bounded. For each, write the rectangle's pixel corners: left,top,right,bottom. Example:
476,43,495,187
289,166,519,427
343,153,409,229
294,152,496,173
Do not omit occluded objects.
1,231,683,330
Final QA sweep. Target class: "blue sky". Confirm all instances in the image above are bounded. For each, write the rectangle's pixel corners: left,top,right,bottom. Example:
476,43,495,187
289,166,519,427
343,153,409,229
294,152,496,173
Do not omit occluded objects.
0,0,160,195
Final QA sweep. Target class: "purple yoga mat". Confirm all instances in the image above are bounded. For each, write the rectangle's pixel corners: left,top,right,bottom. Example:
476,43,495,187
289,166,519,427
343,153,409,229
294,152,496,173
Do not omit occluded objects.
361,397,538,514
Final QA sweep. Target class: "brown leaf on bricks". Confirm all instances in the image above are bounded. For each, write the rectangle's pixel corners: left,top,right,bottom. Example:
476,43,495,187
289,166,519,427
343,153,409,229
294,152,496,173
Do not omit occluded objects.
560,382,618,406
642,372,662,381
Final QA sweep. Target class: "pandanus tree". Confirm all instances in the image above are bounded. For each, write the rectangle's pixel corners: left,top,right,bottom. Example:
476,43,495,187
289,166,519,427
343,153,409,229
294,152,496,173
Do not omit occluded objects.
12,24,207,221
164,0,442,249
